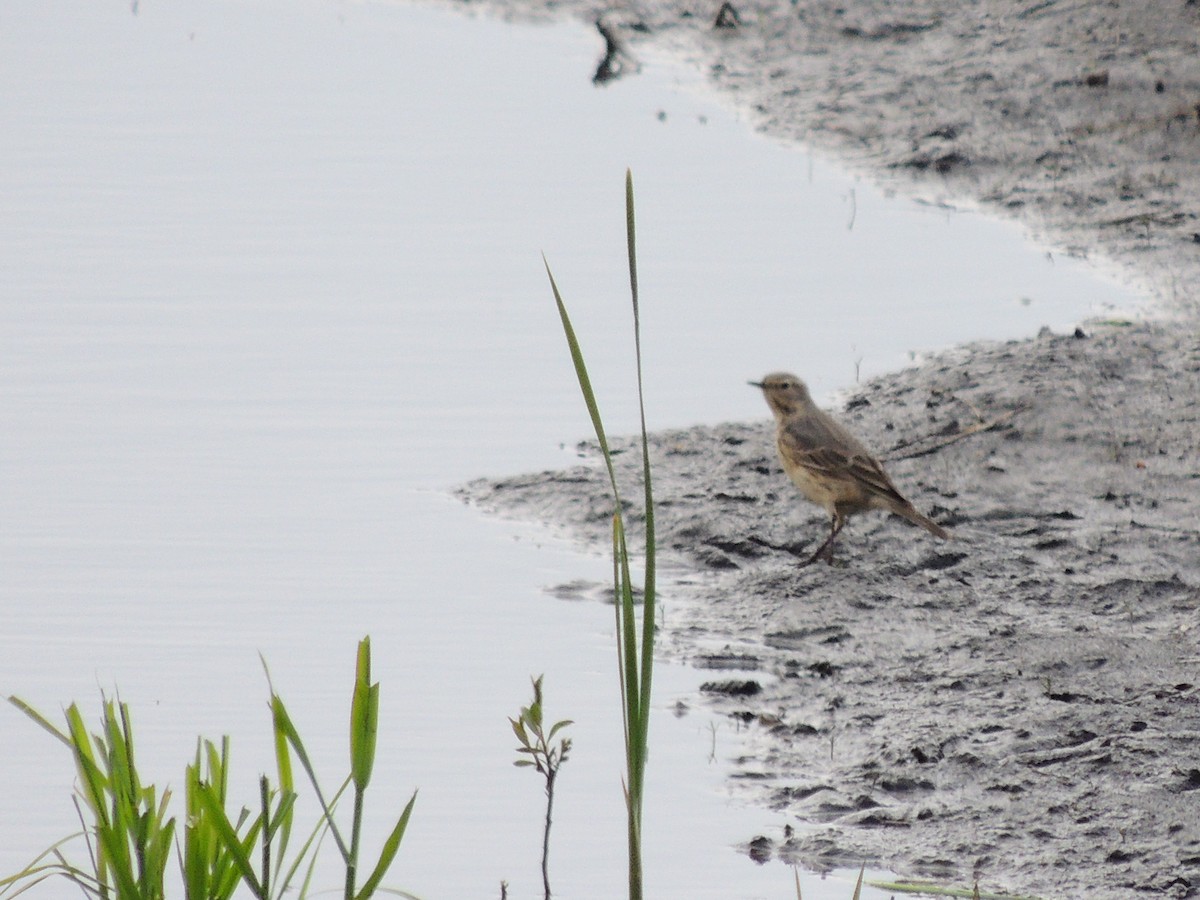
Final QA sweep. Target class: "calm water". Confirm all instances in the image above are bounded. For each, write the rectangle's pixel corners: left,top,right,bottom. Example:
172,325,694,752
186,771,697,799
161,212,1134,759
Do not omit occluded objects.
1,0,1137,897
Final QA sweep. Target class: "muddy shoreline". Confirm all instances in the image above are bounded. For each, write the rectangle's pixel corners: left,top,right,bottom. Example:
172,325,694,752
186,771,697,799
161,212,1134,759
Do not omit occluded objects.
455,1,1200,897
465,322,1200,898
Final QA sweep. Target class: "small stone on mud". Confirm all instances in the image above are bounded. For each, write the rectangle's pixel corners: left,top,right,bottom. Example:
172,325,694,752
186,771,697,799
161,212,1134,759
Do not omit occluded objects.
807,660,838,678
747,835,773,863
713,1,740,29
700,678,762,696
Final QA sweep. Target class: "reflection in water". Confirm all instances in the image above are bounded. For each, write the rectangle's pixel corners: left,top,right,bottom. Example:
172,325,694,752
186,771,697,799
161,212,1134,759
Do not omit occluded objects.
593,18,640,84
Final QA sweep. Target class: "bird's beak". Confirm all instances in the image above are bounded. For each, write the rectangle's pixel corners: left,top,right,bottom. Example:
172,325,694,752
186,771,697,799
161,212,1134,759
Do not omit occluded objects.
748,380,765,389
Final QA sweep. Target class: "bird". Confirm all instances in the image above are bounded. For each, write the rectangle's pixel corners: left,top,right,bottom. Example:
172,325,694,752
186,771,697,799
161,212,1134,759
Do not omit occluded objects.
750,372,950,565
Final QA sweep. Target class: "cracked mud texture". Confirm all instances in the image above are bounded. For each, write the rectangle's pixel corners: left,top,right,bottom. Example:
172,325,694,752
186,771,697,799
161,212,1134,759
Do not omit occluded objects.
452,0,1200,897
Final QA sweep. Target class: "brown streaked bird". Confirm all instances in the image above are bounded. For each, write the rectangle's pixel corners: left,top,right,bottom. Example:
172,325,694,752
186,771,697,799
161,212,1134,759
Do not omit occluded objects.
750,372,950,565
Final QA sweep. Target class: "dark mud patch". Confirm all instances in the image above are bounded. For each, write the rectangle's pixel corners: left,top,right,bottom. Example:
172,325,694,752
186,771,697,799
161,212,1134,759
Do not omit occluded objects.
461,322,1200,899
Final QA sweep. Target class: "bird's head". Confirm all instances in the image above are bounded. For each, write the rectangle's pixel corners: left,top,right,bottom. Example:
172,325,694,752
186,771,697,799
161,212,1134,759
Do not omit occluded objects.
749,372,813,419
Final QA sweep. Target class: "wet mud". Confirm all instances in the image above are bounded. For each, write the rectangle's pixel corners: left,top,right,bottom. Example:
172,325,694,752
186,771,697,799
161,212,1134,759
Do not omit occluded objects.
454,0,1200,896
463,323,1199,898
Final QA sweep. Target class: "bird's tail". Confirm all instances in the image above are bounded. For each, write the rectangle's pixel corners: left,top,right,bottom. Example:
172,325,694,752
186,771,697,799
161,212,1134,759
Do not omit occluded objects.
891,501,951,540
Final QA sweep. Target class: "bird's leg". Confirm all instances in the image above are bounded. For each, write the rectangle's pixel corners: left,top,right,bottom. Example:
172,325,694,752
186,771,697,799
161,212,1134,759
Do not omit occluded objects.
802,515,845,567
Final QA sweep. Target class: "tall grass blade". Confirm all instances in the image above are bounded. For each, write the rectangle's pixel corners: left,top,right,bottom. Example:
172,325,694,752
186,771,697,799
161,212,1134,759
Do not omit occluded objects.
269,694,352,862
544,263,622,505
625,165,656,838
546,168,655,900
6,696,71,748
263,664,297,890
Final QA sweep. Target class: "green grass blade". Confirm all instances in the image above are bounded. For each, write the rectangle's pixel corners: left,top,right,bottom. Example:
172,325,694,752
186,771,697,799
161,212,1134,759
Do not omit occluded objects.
182,749,208,900
0,871,61,898
0,834,91,892
63,705,106,821
193,782,265,896
624,169,638,315
353,790,417,900
7,696,71,748
270,694,351,862
547,170,656,900
616,541,642,781
626,168,655,900
544,259,623,507
268,696,296,883
350,637,379,793
626,169,656,799
611,524,632,744
273,780,345,900
182,737,247,900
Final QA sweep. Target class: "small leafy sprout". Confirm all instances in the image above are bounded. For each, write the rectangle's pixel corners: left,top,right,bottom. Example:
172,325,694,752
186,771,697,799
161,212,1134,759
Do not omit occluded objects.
509,675,573,900
510,675,573,776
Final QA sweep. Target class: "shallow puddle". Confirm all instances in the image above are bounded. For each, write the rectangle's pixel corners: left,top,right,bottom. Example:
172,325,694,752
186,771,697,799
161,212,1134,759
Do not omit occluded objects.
0,0,1139,897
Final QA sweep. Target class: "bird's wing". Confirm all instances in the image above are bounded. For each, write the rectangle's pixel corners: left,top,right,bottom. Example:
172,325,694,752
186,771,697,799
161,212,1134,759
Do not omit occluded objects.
780,416,907,503
840,452,907,503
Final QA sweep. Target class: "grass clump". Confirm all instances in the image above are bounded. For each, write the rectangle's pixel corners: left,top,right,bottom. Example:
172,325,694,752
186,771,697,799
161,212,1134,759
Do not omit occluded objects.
3,695,175,900
2,636,416,900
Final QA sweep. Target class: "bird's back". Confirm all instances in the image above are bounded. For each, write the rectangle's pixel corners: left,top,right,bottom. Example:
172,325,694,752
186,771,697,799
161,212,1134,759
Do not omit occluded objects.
778,406,908,512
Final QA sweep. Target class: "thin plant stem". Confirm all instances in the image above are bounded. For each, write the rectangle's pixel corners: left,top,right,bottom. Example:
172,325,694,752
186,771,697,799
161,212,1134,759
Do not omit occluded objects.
541,768,555,900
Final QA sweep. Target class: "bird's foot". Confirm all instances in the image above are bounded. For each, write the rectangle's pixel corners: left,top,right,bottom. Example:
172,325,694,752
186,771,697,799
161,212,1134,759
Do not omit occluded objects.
800,543,836,567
